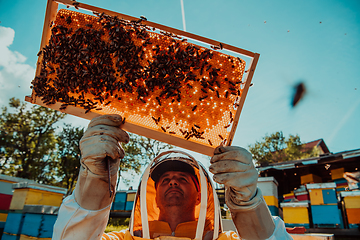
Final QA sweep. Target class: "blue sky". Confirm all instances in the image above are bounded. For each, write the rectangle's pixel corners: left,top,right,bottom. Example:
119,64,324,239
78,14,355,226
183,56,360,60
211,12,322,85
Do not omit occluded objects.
1,0,359,187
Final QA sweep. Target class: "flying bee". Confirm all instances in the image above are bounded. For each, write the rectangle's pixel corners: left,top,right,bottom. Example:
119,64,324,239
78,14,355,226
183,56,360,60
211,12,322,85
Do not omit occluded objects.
292,82,306,107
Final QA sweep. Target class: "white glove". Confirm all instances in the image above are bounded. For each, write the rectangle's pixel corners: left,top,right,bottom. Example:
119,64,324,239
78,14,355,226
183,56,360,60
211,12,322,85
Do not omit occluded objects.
80,114,129,176
75,114,129,210
209,145,259,207
209,146,275,240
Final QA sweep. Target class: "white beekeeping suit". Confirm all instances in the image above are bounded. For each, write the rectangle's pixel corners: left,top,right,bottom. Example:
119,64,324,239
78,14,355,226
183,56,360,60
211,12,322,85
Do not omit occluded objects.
53,115,292,240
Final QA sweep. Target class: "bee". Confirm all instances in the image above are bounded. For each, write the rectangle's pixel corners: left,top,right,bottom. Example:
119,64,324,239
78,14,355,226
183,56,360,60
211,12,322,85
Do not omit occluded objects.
72,2,80,9
215,81,220,88
66,16,72,24
152,116,158,124
199,95,208,101
292,82,306,107
229,80,235,86
59,104,68,110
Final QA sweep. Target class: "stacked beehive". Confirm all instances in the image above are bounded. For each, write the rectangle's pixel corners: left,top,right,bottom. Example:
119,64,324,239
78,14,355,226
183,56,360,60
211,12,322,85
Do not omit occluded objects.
0,175,41,236
278,173,321,228
281,184,311,228
282,192,296,203
293,185,309,202
331,168,348,192
111,190,137,212
340,191,360,229
301,174,322,185
307,182,343,228
257,177,279,217
280,201,310,228
0,176,15,233
2,182,66,240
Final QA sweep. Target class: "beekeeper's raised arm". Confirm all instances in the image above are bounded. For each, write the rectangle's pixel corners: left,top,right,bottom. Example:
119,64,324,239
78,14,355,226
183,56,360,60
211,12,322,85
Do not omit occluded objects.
53,115,129,239
53,114,291,240
209,146,279,239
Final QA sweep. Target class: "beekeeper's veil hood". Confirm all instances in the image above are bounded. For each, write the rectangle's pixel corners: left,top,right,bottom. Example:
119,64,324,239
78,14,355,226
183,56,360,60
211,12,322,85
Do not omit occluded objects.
129,150,223,240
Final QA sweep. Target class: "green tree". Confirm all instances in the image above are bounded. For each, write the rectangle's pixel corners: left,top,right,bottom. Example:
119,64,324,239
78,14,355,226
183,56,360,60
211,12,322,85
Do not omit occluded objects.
0,98,172,190
249,131,318,166
0,98,66,183
55,123,84,194
54,126,173,194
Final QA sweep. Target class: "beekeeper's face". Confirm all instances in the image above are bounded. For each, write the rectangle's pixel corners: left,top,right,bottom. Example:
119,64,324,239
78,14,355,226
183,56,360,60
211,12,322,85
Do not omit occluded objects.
156,171,200,210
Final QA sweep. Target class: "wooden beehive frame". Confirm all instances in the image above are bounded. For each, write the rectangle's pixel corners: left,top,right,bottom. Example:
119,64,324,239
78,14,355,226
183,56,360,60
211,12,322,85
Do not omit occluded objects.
26,0,260,156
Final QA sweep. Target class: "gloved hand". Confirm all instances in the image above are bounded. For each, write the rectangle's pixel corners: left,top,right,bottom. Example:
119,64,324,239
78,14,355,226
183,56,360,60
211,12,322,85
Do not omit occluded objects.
74,114,129,210
209,145,258,207
209,145,275,240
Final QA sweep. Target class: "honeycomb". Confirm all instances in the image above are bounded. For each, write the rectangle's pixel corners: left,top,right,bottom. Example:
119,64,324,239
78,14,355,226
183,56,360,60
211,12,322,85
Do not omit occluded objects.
32,9,247,147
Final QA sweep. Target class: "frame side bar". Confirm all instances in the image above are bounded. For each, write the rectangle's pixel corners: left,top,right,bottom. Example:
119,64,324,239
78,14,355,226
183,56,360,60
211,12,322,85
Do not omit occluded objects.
227,53,260,146
31,0,59,103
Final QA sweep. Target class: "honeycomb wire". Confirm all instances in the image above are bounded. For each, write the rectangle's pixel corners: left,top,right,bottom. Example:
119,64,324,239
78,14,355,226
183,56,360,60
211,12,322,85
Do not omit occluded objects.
32,9,247,147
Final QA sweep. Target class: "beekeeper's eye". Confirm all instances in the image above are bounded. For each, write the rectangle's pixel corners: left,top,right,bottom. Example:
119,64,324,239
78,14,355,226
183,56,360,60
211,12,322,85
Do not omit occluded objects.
161,177,170,185
179,177,188,183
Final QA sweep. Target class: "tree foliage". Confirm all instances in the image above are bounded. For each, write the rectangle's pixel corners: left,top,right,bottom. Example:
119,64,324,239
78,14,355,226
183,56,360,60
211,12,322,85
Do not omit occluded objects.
0,98,66,183
249,131,318,166
0,98,173,192
55,123,84,194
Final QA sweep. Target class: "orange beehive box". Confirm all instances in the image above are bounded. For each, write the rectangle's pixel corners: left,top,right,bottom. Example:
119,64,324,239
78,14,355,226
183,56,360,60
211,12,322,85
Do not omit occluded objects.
26,0,259,156
331,168,344,180
301,174,322,185
346,208,360,224
340,191,360,225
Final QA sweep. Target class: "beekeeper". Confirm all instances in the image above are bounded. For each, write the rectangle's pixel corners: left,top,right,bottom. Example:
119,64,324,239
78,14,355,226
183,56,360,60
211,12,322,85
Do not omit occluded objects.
53,115,291,240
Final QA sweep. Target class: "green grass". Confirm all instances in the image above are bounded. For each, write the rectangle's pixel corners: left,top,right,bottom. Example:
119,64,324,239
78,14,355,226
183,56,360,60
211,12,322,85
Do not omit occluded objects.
105,224,128,233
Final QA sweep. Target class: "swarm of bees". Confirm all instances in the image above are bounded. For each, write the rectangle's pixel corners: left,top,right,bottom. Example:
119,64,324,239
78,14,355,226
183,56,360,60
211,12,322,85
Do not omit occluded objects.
32,9,247,146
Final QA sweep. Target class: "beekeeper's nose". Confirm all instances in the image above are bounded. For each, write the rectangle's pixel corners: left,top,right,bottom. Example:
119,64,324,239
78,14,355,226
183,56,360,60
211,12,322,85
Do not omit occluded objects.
169,178,179,187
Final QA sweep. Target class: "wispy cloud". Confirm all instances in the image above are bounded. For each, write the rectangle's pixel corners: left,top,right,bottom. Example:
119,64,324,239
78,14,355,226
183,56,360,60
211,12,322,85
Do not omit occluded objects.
0,26,35,105
328,97,360,146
